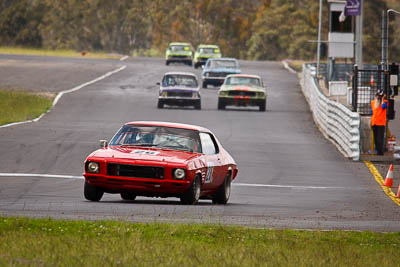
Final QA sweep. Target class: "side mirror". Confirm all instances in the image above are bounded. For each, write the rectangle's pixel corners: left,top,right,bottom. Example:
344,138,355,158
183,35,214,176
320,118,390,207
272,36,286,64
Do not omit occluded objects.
99,140,108,148
156,82,160,86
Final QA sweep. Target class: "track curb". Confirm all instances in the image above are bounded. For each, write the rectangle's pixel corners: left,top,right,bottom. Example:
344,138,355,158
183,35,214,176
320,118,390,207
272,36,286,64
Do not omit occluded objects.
364,160,400,206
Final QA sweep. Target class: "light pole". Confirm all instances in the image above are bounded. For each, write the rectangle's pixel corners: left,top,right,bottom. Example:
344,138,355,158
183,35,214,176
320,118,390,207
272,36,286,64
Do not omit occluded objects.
383,9,400,70
317,0,323,77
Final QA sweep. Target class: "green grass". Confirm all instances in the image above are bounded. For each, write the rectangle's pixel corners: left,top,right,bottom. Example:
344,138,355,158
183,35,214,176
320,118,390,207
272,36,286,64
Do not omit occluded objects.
0,89,54,126
0,46,122,59
132,47,164,57
0,217,399,266
286,60,305,73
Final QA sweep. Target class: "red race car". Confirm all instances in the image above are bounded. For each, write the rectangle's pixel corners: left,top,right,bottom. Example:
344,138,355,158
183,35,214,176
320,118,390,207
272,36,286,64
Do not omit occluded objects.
83,121,238,204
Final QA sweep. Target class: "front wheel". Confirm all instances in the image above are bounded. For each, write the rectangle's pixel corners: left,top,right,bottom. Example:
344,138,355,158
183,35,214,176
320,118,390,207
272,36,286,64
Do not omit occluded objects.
180,176,201,205
218,99,225,110
212,173,231,204
194,100,201,110
84,181,104,201
157,101,164,109
259,100,266,112
202,82,207,89
120,192,136,201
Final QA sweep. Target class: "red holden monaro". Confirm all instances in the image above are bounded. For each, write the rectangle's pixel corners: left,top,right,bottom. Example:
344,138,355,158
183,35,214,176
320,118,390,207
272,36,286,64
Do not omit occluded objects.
83,121,238,204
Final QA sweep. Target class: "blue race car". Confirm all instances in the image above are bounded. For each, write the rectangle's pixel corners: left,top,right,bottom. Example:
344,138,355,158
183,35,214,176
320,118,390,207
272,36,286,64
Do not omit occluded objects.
201,58,241,88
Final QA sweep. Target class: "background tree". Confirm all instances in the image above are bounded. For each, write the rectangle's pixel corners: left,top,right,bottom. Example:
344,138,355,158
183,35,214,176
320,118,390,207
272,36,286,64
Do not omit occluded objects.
0,0,398,63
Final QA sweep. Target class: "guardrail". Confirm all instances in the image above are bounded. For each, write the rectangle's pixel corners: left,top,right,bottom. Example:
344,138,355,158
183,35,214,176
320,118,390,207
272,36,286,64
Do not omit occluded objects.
301,64,360,161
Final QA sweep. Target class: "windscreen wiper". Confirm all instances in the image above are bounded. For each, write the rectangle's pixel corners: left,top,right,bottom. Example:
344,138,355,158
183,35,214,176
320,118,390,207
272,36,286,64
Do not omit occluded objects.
120,143,157,147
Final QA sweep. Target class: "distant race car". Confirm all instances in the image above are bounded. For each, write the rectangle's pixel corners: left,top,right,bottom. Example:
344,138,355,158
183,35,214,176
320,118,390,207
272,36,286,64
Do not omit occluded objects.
202,58,240,88
218,74,267,111
193,44,221,69
83,121,238,204
165,42,193,66
157,72,201,109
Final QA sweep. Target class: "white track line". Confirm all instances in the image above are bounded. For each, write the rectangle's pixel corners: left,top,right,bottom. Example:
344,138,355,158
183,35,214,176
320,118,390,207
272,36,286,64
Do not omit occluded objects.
0,173,341,189
0,173,83,179
120,56,129,61
281,60,297,74
233,182,342,190
0,65,127,129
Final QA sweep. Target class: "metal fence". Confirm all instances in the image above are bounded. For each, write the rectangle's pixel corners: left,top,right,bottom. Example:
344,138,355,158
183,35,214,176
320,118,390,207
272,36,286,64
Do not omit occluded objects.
352,65,385,115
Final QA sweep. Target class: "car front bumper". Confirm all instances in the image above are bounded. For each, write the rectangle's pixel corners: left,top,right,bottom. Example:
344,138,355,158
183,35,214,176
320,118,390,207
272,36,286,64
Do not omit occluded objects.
158,97,200,106
202,76,226,85
166,55,192,62
84,173,192,196
218,96,266,107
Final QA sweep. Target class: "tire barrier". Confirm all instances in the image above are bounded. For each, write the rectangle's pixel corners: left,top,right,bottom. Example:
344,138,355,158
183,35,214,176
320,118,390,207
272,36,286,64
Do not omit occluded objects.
301,64,360,161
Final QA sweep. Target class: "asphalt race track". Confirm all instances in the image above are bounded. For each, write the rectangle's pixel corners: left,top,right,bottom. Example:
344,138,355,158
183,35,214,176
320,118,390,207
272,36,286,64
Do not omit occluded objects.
0,54,399,231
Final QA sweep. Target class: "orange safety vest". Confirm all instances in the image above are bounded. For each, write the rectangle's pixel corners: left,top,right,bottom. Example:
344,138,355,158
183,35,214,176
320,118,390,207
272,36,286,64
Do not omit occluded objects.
371,99,387,126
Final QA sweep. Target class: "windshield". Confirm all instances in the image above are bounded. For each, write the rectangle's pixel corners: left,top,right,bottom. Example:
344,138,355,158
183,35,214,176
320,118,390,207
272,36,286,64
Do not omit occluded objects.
162,74,198,87
209,60,237,69
225,76,261,86
110,125,201,153
198,47,219,54
169,45,190,52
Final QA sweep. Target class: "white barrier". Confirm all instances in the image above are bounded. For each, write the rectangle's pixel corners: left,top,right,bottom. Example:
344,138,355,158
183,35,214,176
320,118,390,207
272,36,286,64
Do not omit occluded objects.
301,64,360,161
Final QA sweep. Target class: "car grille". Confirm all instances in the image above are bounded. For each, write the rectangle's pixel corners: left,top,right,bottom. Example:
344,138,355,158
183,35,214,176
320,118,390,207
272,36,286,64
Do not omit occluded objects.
167,92,193,97
171,55,189,59
228,91,256,97
209,72,230,77
107,163,164,179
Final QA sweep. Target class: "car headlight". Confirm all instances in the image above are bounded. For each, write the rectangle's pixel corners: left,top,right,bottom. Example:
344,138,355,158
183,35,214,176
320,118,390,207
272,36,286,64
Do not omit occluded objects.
204,72,209,77
87,162,99,173
161,91,167,97
173,168,186,179
219,91,228,97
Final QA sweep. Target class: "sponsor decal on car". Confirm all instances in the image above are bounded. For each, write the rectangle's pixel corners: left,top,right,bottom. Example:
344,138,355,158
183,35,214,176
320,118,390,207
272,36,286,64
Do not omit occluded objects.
131,150,160,155
205,162,215,183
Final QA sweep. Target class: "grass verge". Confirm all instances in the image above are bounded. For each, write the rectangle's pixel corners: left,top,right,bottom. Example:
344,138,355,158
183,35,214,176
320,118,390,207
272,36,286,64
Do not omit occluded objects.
0,216,399,266
0,89,54,126
132,47,164,58
0,46,122,59
286,60,306,73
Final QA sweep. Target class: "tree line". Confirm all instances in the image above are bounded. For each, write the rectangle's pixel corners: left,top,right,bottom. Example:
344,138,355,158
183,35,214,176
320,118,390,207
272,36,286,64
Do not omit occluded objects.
0,0,399,63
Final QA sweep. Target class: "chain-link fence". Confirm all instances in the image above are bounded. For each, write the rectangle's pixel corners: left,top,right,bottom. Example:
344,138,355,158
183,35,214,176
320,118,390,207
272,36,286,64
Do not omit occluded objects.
352,66,385,115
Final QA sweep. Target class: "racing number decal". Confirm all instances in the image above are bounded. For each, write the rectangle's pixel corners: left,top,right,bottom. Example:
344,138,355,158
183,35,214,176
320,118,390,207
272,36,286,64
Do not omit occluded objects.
205,162,214,183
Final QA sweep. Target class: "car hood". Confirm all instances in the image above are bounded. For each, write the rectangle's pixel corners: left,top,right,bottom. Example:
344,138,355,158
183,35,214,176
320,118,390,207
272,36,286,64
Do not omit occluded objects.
90,146,198,164
167,51,192,56
220,85,265,92
196,53,220,58
160,86,199,92
203,68,240,73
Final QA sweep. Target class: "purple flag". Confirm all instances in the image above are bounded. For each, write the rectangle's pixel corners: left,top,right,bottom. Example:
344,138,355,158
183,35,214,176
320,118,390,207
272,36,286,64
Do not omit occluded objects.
345,0,361,16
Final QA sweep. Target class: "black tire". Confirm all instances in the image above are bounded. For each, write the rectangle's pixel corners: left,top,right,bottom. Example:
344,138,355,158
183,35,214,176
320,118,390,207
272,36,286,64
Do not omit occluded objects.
259,100,266,112
157,101,164,109
120,192,136,201
194,63,199,69
166,61,170,66
217,99,225,110
180,176,201,205
84,181,104,201
202,82,207,88
188,61,193,66
212,173,231,204
195,100,201,110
